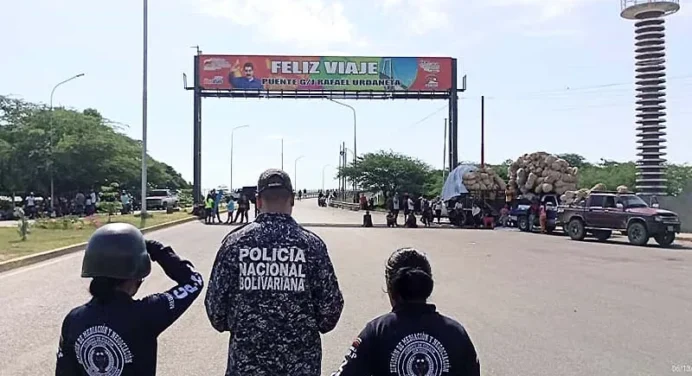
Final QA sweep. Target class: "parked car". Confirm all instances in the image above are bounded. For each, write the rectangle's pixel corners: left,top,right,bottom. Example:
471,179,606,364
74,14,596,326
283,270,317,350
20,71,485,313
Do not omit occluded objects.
512,193,560,233
145,189,179,211
558,191,681,247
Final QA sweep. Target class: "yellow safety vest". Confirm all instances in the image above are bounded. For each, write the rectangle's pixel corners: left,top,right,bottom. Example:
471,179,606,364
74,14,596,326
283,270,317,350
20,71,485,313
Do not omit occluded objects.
205,198,213,209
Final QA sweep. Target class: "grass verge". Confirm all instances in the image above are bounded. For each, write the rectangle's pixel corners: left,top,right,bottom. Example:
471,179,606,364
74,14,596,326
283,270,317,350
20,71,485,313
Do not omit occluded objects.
0,211,194,262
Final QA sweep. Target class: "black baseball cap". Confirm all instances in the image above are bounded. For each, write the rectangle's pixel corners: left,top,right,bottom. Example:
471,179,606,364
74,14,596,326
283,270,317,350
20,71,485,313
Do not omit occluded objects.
257,168,294,194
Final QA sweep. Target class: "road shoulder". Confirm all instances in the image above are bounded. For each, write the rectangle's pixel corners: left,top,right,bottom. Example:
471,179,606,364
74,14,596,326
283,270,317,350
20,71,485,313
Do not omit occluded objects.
0,215,201,273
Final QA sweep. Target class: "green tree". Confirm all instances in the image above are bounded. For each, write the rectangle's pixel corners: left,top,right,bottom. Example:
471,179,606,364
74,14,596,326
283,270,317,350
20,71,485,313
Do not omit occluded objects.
665,163,692,196
338,150,432,198
0,94,191,196
424,170,446,198
557,153,591,169
487,159,513,182
98,182,122,222
578,161,637,191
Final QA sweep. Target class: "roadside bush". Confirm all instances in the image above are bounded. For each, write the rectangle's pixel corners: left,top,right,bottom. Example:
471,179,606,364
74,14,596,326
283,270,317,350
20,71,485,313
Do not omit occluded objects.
14,207,30,241
35,216,89,230
178,189,193,208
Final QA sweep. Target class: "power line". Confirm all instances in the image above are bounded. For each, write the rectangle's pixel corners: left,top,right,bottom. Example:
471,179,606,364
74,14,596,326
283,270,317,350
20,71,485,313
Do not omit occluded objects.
462,75,692,101
405,104,448,129
507,74,692,97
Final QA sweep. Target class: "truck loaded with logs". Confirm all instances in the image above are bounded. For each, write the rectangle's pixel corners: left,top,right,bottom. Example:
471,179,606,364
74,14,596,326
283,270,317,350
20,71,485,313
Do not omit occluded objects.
505,152,579,233
441,151,683,241
441,152,579,229
441,164,507,227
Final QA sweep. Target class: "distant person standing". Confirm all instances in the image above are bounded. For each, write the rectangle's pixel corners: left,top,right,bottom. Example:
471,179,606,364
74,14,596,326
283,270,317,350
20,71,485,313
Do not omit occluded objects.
233,194,250,223
226,196,236,224
120,190,131,214
434,199,443,224
205,194,214,224
390,194,401,226
75,192,85,216
89,190,97,215
206,168,344,376
85,195,93,216
214,190,223,223
25,192,36,219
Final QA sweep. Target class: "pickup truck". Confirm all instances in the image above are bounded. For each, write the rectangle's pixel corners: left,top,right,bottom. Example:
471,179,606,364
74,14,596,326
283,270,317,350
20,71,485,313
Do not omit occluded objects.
145,189,179,211
513,194,560,233
558,191,681,247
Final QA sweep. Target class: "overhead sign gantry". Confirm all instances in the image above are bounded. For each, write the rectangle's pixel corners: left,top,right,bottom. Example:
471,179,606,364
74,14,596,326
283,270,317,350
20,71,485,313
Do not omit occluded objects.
185,53,466,204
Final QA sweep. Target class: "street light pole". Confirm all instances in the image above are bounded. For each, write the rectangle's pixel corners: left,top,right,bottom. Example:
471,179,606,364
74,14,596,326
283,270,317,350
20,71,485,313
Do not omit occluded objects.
49,73,85,215
141,0,149,217
294,155,304,193
230,124,249,192
327,99,357,165
328,99,357,195
322,164,332,191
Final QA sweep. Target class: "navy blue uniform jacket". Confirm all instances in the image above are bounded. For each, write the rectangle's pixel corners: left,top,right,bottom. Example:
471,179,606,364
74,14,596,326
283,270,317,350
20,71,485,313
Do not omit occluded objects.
205,213,344,376
332,302,480,376
55,247,203,375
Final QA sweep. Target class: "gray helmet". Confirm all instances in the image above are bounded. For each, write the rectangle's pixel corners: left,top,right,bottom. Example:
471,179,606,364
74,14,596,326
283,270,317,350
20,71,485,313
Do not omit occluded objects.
81,223,151,280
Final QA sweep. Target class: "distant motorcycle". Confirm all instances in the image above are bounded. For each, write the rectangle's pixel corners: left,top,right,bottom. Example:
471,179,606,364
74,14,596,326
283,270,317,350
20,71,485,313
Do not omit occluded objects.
318,197,327,207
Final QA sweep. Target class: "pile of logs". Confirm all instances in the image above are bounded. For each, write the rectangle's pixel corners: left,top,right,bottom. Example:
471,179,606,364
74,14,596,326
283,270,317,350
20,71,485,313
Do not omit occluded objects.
462,167,507,191
507,152,579,200
561,184,632,205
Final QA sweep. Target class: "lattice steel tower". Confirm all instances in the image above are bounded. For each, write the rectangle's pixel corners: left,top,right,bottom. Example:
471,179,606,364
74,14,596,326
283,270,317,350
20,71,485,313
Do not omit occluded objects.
621,0,680,196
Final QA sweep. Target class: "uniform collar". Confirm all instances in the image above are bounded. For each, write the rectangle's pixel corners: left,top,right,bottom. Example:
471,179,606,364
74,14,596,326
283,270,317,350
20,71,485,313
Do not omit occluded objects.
393,301,437,314
89,290,133,305
255,212,296,224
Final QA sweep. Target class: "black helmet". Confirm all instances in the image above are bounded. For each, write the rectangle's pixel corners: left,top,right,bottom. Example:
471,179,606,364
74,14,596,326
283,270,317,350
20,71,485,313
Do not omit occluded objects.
81,223,151,280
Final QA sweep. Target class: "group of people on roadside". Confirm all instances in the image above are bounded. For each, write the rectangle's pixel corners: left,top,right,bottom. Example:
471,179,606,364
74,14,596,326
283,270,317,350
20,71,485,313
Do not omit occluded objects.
204,190,257,225
55,168,481,376
384,193,446,228
12,190,101,219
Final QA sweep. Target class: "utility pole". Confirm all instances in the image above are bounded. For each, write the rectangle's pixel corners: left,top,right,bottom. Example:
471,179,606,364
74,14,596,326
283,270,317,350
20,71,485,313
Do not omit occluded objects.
443,118,447,180
141,0,149,217
481,95,485,169
338,143,342,192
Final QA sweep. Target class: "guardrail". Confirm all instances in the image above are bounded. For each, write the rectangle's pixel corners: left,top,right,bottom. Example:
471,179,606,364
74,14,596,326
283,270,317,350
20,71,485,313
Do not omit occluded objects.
297,190,359,200
328,200,361,211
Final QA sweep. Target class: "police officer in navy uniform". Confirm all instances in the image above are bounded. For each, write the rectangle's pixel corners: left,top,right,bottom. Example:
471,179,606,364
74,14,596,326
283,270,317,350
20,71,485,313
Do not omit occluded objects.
332,247,480,376
205,168,344,376
55,223,204,375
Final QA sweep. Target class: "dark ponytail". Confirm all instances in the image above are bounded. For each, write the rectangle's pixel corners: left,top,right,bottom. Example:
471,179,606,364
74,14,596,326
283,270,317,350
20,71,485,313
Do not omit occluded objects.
386,248,434,302
89,277,125,302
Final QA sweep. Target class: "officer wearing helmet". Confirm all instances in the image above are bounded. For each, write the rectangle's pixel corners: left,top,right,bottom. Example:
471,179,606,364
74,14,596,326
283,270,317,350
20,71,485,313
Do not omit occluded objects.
55,223,204,375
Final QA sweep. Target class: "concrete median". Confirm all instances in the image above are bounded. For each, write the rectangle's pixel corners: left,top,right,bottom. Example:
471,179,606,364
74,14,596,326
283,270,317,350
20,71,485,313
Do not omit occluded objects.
0,215,201,273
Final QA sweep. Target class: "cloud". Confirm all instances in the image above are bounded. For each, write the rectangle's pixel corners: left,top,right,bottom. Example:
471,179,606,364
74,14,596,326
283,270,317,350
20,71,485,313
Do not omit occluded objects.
377,0,451,35
522,28,585,38
480,0,596,21
198,0,357,48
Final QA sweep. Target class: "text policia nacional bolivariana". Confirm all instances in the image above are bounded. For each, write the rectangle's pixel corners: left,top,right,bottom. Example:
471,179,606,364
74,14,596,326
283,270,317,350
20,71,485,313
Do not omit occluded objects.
264,61,402,87
239,247,307,292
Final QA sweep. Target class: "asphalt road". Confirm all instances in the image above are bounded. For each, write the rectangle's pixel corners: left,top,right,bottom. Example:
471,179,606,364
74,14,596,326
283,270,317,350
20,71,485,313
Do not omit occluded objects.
1,200,691,375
